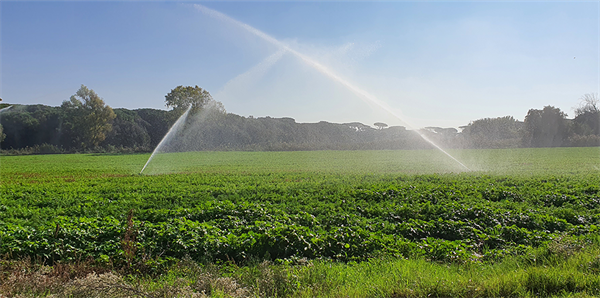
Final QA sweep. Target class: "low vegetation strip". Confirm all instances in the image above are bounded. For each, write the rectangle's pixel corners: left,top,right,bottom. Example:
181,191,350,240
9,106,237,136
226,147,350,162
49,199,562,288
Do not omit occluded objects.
1,241,600,297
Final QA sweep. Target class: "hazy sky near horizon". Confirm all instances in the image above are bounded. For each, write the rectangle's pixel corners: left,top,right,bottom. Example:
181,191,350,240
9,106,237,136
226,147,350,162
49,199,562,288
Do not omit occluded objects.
2,1,598,129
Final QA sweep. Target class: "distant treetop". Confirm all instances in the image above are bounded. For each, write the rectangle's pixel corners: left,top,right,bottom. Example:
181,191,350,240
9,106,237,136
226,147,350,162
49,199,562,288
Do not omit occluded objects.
165,85,213,114
374,122,388,130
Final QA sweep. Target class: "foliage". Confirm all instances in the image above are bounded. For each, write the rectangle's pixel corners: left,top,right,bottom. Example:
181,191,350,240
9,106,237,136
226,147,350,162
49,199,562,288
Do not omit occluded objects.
0,101,174,153
134,108,175,148
165,85,214,115
158,114,432,152
461,116,522,148
522,106,569,147
61,85,116,149
0,104,64,150
568,134,600,147
373,122,388,130
574,93,599,117
2,92,600,152
572,93,599,138
103,109,151,150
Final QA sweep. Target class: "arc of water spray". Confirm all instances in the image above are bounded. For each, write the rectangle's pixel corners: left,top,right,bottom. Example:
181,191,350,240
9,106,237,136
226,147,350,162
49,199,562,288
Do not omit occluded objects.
216,48,286,99
140,105,193,174
194,4,470,171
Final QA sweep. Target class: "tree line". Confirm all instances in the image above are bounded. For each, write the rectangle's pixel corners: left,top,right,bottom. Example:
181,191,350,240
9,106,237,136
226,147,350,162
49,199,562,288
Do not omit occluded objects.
447,94,599,148
0,85,598,154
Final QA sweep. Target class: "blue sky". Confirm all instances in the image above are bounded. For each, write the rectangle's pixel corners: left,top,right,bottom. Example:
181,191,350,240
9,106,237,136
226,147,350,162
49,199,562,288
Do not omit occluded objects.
2,1,598,129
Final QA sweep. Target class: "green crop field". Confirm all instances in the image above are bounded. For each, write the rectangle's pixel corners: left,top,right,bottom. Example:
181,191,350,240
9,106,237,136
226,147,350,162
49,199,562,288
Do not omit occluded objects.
1,147,600,297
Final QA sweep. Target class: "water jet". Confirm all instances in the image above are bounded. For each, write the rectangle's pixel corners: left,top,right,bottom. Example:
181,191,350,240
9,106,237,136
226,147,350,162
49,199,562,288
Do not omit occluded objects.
193,4,470,171
140,105,193,174
141,5,472,174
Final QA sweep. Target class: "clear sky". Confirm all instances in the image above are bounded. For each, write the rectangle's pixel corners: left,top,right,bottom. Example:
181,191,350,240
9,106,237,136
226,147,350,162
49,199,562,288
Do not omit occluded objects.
2,1,598,129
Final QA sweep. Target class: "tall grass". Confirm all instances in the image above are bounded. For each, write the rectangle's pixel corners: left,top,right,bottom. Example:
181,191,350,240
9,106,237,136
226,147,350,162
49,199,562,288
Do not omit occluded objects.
2,239,599,297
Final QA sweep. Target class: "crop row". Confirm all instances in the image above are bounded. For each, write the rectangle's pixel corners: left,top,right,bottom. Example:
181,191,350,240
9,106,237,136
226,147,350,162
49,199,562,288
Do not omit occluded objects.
1,192,599,265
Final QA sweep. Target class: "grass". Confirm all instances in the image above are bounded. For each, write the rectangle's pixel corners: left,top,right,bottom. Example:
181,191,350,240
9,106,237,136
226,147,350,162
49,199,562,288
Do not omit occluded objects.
143,147,600,175
2,239,600,297
2,147,598,178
